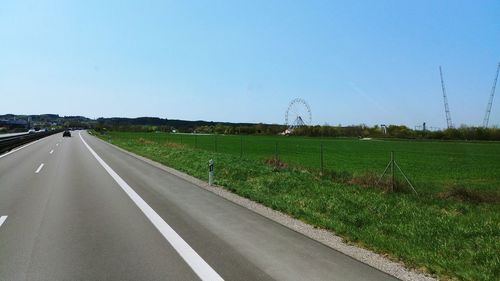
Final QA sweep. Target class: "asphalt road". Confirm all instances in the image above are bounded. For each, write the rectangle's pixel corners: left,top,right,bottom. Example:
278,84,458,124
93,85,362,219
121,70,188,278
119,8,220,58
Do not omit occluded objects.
0,131,399,280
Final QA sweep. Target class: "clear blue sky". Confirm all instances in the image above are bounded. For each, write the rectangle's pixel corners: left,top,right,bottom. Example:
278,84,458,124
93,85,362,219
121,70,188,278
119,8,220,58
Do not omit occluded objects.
1,0,499,128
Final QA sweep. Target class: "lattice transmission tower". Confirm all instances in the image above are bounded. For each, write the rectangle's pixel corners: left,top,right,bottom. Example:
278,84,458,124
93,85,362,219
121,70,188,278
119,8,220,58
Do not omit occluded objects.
439,66,454,129
483,62,500,128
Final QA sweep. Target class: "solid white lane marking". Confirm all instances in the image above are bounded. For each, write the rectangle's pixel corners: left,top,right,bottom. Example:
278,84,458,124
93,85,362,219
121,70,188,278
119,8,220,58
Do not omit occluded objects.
49,149,54,154
79,132,223,281
0,139,43,159
0,216,7,228
35,163,45,174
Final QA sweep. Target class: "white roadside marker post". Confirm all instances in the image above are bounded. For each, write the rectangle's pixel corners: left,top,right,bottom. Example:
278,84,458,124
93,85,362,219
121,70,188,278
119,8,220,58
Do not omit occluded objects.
209,159,214,186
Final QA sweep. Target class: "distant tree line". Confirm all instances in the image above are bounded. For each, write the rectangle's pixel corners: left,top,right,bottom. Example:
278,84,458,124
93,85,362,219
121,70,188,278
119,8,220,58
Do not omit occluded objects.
95,117,257,133
93,118,500,141
292,124,500,141
93,122,287,135
195,124,287,135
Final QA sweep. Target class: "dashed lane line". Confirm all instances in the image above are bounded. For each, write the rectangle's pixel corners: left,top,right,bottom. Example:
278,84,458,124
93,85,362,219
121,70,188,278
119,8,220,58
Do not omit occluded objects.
35,163,45,174
0,216,7,228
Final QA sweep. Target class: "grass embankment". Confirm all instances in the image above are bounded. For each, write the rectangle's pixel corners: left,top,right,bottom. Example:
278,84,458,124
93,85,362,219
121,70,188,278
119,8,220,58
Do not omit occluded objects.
96,131,500,281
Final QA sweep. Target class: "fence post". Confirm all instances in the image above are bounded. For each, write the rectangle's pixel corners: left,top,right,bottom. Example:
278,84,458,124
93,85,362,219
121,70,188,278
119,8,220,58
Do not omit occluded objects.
391,151,395,192
240,135,243,158
275,141,279,160
320,143,324,175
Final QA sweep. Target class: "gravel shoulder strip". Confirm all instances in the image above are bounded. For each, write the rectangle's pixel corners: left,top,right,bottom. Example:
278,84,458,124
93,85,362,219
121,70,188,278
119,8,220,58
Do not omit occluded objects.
93,134,437,281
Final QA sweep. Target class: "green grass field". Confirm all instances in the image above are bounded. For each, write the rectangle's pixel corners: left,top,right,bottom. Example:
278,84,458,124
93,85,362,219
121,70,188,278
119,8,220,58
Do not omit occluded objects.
96,131,500,281
116,132,500,194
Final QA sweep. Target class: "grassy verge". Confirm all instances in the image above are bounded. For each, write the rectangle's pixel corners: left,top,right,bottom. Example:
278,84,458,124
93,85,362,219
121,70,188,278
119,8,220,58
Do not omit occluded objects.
96,131,500,281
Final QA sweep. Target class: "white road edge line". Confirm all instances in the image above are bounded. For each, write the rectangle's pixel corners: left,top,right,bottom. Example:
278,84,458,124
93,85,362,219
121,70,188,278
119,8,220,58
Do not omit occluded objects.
49,149,54,154
0,216,7,228
35,163,45,174
79,132,224,281
0,139,43,159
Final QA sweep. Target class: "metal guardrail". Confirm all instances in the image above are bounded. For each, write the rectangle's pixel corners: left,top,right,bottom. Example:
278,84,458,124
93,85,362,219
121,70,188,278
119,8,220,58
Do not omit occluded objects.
0,130,63,155
0,132,29,139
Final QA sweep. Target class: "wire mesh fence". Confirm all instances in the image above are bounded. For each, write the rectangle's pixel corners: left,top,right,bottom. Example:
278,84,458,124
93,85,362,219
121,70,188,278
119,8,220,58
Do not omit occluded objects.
134,132,500,194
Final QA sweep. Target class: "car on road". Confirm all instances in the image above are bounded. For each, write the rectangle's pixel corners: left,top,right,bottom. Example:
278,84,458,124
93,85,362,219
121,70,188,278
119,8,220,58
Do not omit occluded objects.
63,130,71,137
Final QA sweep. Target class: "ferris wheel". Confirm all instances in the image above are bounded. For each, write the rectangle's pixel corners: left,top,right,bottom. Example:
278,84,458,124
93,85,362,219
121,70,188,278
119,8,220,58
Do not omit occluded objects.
285,98,312,128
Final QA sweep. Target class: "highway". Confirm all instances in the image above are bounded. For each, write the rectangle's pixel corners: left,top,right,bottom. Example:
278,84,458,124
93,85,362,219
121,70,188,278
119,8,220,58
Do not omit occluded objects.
0,131,398,280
